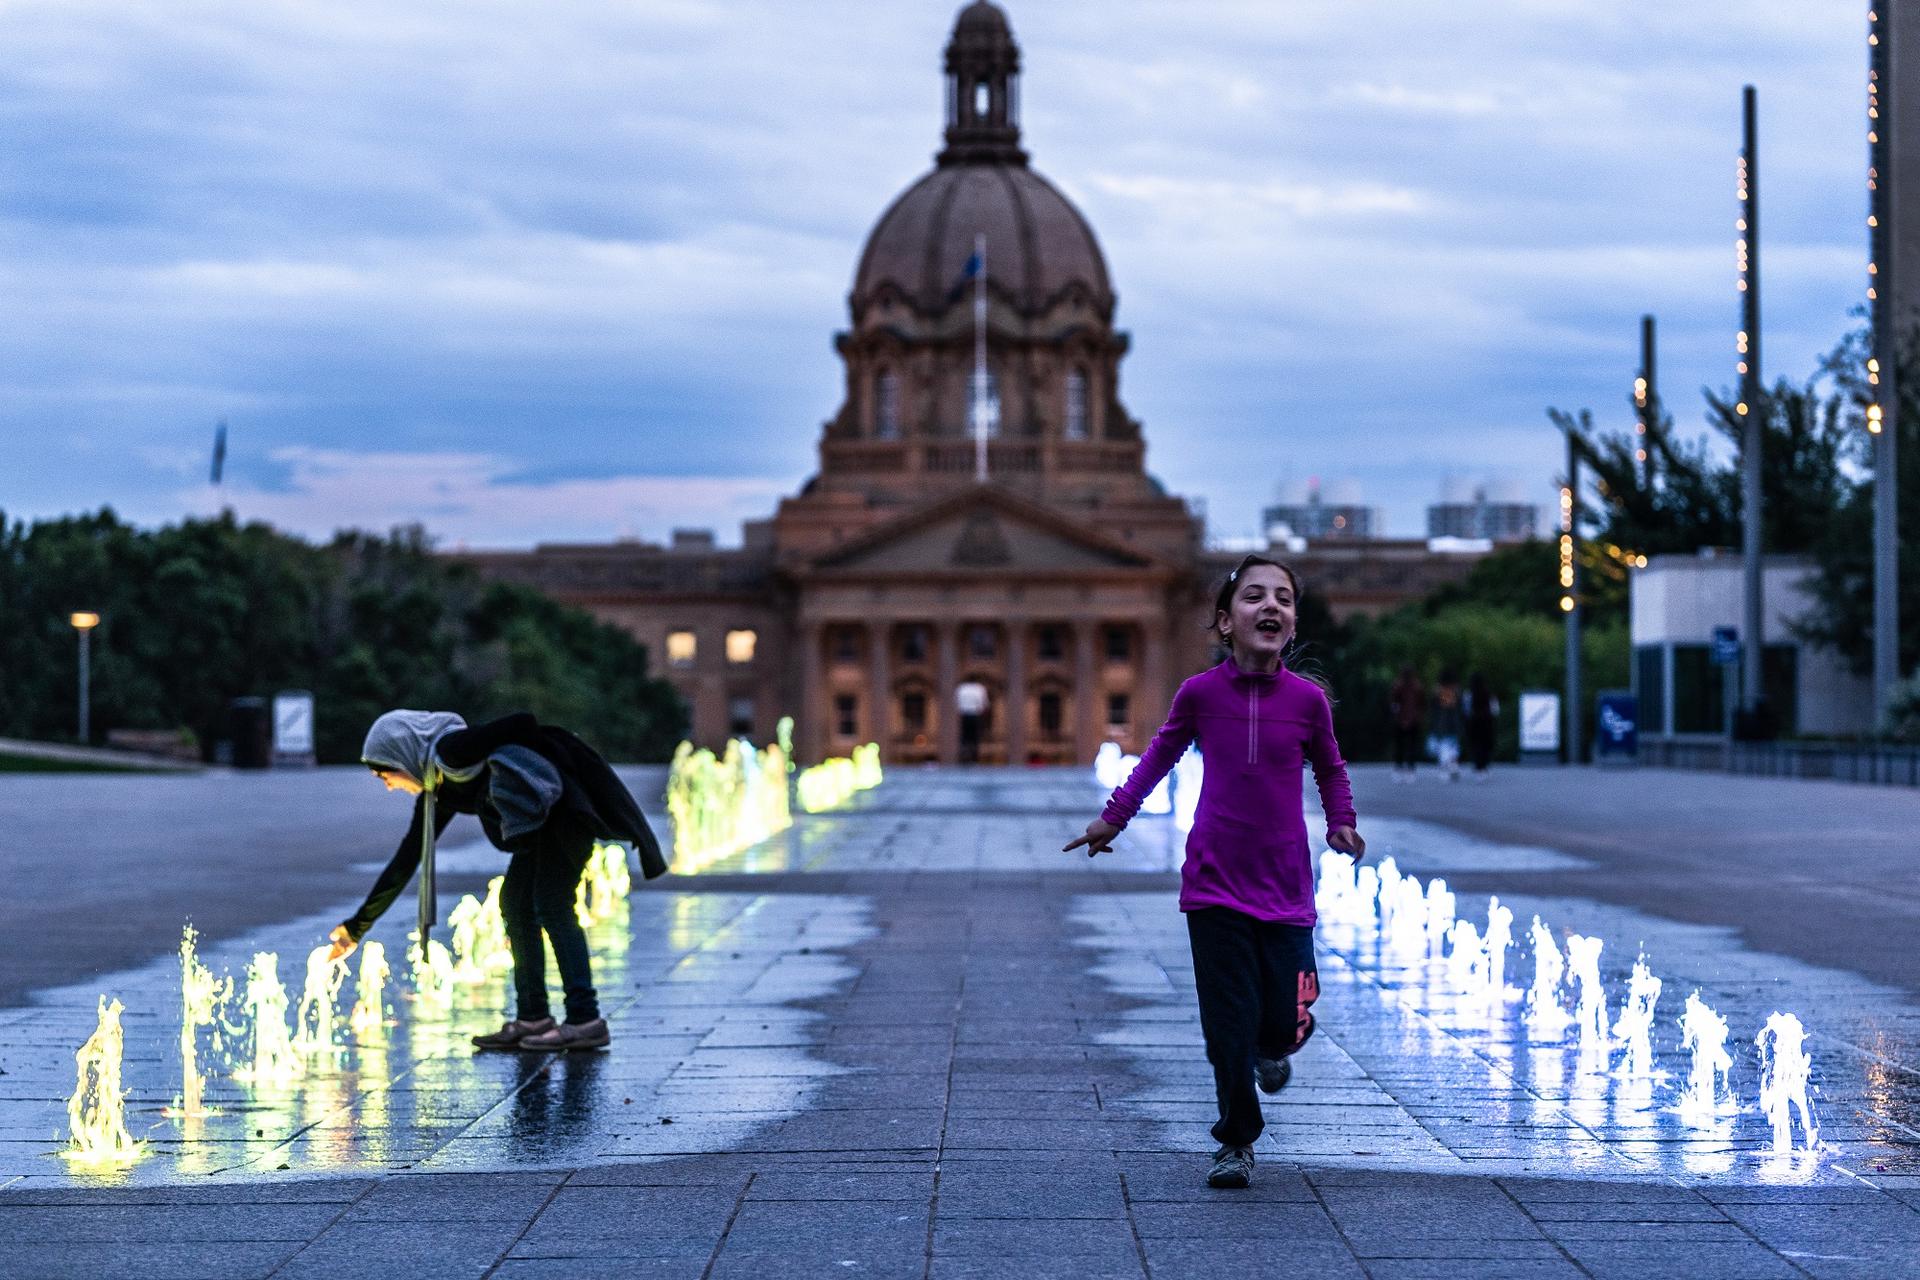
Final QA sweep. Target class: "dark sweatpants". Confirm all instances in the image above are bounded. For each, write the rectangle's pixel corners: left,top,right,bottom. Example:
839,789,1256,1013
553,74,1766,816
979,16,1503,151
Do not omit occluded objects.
500,815,599,1025
1186,907,1319,1148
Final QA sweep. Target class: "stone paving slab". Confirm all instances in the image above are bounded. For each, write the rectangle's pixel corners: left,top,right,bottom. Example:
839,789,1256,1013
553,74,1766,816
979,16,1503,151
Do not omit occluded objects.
2,769,1920,1275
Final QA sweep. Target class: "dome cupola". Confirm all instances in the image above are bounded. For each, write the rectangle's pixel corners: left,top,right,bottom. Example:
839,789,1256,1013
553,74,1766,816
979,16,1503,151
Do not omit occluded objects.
941,2,1025,167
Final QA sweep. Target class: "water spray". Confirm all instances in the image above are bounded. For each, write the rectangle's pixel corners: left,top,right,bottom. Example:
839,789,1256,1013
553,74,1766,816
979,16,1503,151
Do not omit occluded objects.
350,941,391,1040
233,952,301,1087
65,997,141,1167
1756,1012,1819,1155
1677,991,1733,1121
1611,958,1662,1077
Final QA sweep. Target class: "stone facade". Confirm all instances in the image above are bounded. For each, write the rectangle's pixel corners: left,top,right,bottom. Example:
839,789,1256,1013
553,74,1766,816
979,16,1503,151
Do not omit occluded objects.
456,2,1484,763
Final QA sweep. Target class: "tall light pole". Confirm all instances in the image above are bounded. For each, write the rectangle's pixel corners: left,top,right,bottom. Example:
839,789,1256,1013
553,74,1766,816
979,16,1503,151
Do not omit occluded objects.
1737,85,1766,726
1635,315,1657,486
70,612,99,744
1869,4,1902,721
1559,433,1582,764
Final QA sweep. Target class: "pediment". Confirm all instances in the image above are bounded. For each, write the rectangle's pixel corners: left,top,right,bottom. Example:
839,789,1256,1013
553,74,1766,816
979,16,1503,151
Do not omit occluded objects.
809,488,1156,576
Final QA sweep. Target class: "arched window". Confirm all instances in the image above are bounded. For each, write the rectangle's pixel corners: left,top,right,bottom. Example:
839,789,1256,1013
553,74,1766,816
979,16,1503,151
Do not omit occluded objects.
1064,368,1089,440
874,369,900,439
974,81,990,119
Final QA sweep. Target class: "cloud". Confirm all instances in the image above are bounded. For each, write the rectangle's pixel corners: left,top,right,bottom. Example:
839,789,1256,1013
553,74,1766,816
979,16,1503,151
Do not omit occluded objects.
166,447,792,549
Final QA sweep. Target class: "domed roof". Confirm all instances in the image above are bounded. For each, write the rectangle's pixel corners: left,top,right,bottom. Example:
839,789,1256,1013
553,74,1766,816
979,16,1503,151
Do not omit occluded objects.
853,163,1111,314
953,1,1011,35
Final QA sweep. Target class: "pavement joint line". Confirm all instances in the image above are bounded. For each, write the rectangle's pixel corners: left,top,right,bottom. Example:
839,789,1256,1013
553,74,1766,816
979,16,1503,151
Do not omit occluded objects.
1489,1171,1599,1279
1116,1171,1154,1279
698,1169,757,1280
479,1172,569,1278
918,910,965,1280
1301,1167,1377,1278
263,1165,386,1277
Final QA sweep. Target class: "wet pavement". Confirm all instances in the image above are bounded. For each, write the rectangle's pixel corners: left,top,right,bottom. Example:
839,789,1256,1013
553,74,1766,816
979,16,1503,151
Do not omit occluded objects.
2,766,1920,1277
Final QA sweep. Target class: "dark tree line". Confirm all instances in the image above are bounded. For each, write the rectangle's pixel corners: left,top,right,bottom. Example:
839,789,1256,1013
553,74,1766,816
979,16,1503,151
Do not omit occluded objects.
0,510,688,763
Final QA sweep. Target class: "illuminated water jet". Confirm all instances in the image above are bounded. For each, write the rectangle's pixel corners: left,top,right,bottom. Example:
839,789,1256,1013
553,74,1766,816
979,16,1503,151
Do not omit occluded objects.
169,925,227,1119
1565,934,1608,1051
1446,920,1485,991
1424,879,1455,955
65,996,141,1167
1611,958,1662,1077
1525,917,1570,1035
294,945,348,1055
1756,1012,1819,1154
350,941,391,1040
1483,897,1514,1002
409,935,456,1013
1677,991,1733,1120
668,735,796,871
233,952,301,1087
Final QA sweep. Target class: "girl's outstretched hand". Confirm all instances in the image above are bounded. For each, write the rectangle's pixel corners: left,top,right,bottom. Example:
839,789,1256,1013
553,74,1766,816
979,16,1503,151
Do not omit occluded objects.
1064,818,1121,858
1328,826,1366,861
326,924,359,964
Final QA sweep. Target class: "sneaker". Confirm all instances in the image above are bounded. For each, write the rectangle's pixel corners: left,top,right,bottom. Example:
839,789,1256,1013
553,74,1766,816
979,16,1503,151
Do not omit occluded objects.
472,1017,554,1051
1206,1144,1255,1189
1255,1055,1292,1094
520,1017,611,1051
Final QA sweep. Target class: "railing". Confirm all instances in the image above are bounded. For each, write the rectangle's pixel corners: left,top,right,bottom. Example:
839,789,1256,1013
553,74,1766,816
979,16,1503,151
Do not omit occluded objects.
1639,737,1920,787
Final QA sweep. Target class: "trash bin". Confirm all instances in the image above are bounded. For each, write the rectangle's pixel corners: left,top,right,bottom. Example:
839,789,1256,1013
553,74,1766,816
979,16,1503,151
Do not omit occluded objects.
228,697,271,769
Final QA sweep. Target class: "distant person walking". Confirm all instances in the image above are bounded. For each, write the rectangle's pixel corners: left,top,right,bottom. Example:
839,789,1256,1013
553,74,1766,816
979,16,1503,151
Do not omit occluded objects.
1065,555,1365,1191
1388,665,1426,782
1429,669,1464,782
1465,672,1499,780
328,710,665,1052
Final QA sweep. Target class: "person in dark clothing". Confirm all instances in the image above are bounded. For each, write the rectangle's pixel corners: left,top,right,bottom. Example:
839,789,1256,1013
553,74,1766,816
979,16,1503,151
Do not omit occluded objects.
1430,669,1464,781
1387,665,1426,781
1465,672,1499,779
327,709,665,1052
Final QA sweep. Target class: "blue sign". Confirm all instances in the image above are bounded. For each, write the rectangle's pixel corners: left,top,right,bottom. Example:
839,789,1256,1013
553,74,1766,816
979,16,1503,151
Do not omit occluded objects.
1711,626,1740,666
1595,693,1638,759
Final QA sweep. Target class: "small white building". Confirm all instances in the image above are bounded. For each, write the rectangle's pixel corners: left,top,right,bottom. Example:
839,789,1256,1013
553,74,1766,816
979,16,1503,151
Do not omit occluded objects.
1630,552,1874,739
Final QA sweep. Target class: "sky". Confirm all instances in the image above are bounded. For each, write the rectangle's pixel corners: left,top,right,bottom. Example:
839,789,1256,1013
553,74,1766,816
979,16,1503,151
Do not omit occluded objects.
0,0,1870,547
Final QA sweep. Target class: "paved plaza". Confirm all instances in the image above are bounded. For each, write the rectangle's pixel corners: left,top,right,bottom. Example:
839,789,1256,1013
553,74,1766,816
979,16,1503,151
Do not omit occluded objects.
2,765,1920,1277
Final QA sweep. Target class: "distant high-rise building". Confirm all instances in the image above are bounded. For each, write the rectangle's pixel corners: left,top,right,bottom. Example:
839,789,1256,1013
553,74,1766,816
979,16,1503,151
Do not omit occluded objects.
1427,481,1537,542
1263,479,1377,541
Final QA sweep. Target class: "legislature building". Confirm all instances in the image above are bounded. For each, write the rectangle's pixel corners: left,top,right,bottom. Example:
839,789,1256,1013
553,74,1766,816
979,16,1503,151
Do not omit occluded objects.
462,3,1480,764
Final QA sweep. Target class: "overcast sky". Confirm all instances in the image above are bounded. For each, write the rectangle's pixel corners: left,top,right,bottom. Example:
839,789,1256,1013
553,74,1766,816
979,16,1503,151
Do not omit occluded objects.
0,0,1868,546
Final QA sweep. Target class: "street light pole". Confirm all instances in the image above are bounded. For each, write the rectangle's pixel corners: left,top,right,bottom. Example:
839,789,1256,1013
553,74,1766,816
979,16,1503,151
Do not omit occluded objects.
70,612,99,744
1560,432,1582,764
1635,315,1657,487
1738,85,1766,725
1869,3,1902,721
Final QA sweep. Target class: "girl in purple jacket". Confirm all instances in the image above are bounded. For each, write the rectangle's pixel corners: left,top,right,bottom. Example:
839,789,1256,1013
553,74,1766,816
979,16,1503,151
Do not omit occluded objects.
1066,555,1366,1189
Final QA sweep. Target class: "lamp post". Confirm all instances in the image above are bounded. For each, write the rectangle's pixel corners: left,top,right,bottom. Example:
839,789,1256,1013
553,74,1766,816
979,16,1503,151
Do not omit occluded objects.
1559,433,1582,764
70,612,99,744
1869,3,1902,722
1737,85,1766,728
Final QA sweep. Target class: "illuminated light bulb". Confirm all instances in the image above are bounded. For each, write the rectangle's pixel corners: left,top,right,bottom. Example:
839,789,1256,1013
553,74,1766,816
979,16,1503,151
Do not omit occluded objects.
1635,449,1647,462
1869,358,1880,372
1868,288,1878,301
1869,263,1879,275
1737,362,1748,375
1737,402,1749,416
1559,596,1574,613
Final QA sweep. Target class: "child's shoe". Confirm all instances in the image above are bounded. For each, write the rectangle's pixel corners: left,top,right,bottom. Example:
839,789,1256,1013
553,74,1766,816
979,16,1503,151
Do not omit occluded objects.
1206,1144,1255,1189
1255,1055,1292,1094
520,1017,611,1051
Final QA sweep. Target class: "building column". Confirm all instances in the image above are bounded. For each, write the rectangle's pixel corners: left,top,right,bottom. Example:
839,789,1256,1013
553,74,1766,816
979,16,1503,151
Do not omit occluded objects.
1139,613,1168,735
937,621,960,764
868,620,891,756
1073,620,1098,764
799,621,825,764
1005,621,1027,766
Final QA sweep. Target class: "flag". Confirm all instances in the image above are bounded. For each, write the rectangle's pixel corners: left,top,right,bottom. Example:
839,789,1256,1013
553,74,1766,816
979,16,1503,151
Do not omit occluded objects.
210,421,227,485
947,241,986,303
961,248,983,280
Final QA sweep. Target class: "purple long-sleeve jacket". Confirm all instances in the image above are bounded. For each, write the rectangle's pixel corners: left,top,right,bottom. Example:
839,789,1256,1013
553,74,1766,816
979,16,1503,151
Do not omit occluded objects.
1102,660,1357,925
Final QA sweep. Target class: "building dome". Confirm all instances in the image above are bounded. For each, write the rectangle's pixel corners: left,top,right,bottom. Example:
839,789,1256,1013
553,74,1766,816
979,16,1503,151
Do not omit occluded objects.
853,165,1111,317
850,3,1112,319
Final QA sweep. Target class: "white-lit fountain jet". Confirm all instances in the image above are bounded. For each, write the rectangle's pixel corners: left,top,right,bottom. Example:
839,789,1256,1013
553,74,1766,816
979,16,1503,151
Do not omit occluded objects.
1483,897,1515,1004
1611,958,1663,1078
65,996,141,1167
234,952,301,1087
1677,991,1733,1121
1446,919,1486,993
1525,917,1570,1036
1384,872,1428,958
1757,1012,1820,1155
1565,934,1609,1052
350,941,390,1040
1316,850,1358,921
1424,879,1455,956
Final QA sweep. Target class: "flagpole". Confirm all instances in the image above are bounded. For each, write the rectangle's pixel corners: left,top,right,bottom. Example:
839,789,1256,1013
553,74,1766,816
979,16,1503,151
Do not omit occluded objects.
972,233,989,484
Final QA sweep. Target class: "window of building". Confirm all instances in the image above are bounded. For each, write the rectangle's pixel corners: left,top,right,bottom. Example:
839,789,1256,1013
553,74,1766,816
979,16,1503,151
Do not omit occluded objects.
726,629,757,665
834,693,858,738
1038,690,1064,741
900,625,928,664
1036,625,1064,662
1633,645,1666,736
974,80,989,118
1064,368,1088,440
833,627,860,665
874,370,900,439
1104,626,1131,663
967,624,996,659
1106,692,1130,732
728,696,755,738
666,629,696,670
901,690,927,734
